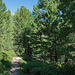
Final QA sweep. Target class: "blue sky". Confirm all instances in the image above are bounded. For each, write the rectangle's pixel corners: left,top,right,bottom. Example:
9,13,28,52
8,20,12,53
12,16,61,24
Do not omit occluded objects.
3,0,38,13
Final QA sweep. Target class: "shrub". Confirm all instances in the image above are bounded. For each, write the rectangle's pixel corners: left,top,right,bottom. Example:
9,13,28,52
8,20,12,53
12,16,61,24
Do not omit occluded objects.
0,50,16,75
62,63,75,75
20,60,58,75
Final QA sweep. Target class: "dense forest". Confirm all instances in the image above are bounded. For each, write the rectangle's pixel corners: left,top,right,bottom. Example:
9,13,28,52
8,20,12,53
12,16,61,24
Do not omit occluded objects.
0,0,75,75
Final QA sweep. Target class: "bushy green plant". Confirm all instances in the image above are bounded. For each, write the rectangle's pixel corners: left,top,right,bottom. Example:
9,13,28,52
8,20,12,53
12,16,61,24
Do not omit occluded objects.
62,63,75,75
30,63,58,75
20,59,58,75
0,50,16,75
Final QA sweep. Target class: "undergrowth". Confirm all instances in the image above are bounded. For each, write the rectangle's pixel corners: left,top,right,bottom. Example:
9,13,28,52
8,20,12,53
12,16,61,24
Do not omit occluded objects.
19,56,75,75
0,50,16,75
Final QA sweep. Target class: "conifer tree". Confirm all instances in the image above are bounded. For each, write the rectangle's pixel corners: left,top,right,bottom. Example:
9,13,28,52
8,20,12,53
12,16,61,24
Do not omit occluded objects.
0,0,6,51
3,10,14,50
14,6,34,56
58,0,75,62
33,0,75,62
0,0,14,51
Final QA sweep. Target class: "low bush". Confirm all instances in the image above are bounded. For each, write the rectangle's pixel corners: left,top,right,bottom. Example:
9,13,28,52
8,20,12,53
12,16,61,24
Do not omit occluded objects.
0,50,16,75
20,56,75,75
20,57,59,75
61,63,75,75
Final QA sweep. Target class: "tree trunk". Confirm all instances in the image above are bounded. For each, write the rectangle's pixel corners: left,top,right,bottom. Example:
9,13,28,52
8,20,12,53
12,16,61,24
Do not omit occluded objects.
64,55,68,62
55,55,58,62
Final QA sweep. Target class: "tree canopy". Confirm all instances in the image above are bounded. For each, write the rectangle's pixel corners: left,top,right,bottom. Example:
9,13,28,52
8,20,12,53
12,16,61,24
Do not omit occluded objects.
0,0,75,74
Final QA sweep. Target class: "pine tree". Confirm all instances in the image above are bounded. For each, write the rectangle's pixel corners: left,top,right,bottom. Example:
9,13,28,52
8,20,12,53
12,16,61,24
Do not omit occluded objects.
58,0,75,62
14,6,34,56
33,0,60,61
33,0,75,62
3,10,14,50
0,0,6,51
0,0,14,51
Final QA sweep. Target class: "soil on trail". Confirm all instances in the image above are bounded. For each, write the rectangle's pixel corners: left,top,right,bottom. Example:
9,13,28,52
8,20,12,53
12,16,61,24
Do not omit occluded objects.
10,57,22,75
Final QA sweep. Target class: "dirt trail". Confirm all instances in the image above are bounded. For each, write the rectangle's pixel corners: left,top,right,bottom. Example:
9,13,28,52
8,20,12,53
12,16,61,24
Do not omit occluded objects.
10,57,22,75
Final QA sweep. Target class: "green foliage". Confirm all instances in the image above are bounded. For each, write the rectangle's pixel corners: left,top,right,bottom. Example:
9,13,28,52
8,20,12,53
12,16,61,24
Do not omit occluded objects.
13,6,35,56
32,0,75,63
20,56,75,75
0,5,14,51
0,50,16,74
0,0,75,74
0,50,16,61
22,55,32,61
20,56,58,75
0,0,15,74
58,63,75,75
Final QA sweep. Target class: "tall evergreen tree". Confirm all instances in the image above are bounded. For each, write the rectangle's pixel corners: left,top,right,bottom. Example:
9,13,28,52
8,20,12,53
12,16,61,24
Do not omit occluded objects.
0,0,6,51
0,0,14,51
33,0,75,62
58,0,75,62
14,6,34,56
3,10,14,50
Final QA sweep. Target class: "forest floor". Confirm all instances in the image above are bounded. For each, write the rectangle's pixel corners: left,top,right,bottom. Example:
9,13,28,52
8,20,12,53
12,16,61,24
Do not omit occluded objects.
10,57,22,75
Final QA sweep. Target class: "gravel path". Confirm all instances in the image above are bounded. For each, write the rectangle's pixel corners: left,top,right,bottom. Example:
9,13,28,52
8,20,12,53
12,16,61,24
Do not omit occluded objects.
10,57,22,75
